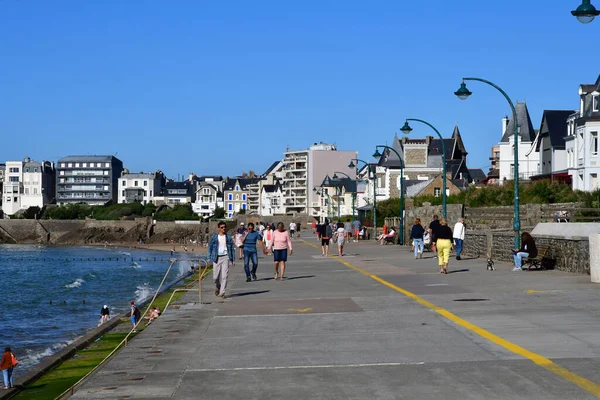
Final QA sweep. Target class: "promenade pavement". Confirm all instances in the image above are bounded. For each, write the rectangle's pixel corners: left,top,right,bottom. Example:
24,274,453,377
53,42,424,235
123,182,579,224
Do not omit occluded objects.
71,237,600,399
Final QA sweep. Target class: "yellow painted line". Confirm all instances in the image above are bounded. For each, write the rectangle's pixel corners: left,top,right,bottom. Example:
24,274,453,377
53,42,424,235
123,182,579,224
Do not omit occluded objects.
300,239,600,397
287,308,313,313
525,289,543,294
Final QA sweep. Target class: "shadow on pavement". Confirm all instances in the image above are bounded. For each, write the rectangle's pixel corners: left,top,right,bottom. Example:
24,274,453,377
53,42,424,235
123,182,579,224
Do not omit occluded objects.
228,290,270,298
448,269,470,274
284,275,316,280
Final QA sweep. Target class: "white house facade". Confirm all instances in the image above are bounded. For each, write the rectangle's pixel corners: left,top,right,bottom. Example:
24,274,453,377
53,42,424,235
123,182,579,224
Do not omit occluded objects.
497,102,540,183
118,171,165,205
260,183,284,216
192,183,223,218
3,157,55,216
566,75,600,191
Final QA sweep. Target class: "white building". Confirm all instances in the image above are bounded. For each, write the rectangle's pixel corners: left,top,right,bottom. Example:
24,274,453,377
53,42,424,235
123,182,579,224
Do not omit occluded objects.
3,157,55,216
118,171,165,205
566,75,600,191
497,102,539,183
193,181,224,218
260,183,284,216
282,142,356,217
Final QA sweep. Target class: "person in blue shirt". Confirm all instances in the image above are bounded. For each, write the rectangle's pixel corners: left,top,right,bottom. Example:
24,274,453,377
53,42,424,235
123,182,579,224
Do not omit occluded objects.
241,222,264,282
208,222,236,298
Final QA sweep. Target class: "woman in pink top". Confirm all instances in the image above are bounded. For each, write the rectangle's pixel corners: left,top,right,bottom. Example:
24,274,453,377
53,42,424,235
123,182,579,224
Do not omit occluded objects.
266,222,293,280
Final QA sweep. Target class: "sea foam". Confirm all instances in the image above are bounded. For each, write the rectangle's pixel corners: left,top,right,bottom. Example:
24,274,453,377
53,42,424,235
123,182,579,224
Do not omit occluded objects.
65,278,85,288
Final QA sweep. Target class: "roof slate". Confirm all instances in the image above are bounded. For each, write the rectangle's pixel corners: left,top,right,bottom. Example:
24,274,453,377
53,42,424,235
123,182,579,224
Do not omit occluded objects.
501,102,537,143
536,110,575,150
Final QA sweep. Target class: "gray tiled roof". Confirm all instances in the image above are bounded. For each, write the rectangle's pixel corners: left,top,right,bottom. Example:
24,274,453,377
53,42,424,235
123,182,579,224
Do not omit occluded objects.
405,179,433,197
468,168,487,182
122,173,155,179
58,155,120,162
501,102,537,143
535,110,575,150
377,134,404,168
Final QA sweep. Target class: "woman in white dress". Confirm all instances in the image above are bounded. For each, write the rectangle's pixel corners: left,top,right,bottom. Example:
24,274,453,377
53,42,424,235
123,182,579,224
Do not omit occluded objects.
335,222,346,256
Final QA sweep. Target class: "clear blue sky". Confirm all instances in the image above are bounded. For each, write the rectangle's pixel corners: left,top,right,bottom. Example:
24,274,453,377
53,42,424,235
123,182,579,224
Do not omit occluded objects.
1,1,597,179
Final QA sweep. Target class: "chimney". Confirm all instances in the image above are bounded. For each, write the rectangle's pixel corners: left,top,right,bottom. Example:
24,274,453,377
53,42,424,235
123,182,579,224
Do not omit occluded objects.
502,116,509,135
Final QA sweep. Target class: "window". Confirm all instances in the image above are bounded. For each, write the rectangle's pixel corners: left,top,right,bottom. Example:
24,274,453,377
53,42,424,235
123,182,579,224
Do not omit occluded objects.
5,197,10,202
143,180,148,186
134,181,138,187
150,190,153,196
228,194,233,200
592,132,598,156
203,188,210,195
228,213,232,218
242,203,247,210
122,190,125,196
594,95,599,112
228,204,233,211
434,188,441,197
236,194,239,200
82,163,87,167
105,163,109,167
9,167,19,173
592,174,598,190
9,177,19,182
235,185,239,191
510,164,515,176
60,163,65,168
68,163,72,168
122,180,126,187
33,188,38,195
242,194,247,201
75,163,80,168
24,188,29,195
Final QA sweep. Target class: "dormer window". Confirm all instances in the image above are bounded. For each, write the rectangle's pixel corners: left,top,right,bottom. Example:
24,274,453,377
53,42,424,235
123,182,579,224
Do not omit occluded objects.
594,95,599,112
235,185,240,191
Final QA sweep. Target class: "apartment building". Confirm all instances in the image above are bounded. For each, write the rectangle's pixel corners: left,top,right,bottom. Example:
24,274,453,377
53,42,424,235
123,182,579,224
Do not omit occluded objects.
3,157,56,216
118,170,166,204
56,156,123,206
282,142,356,217
153,181,195,205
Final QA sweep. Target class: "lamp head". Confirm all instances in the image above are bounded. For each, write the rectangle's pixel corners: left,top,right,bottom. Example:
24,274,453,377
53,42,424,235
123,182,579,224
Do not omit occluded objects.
400,121,413,135
333,173,339,179
454,81,473,100
572,0,600,23
372,149,382,158
348,161,355,169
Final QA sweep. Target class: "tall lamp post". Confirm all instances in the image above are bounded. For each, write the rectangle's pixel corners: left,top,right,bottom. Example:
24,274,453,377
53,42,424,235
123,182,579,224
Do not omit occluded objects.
313,187,331,221
572,0,600,23
373,145,404,245
333,171,355,225
349,159,377,241
400,119,447,219
454,77,521,248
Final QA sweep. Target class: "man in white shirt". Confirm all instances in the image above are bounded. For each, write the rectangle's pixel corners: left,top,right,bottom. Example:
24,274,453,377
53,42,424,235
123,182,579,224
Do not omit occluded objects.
208,222,235,298
289,222,296,238
453,218,465,260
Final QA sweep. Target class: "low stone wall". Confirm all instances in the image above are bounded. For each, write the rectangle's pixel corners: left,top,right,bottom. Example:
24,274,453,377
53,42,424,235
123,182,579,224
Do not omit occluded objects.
462,230,591,275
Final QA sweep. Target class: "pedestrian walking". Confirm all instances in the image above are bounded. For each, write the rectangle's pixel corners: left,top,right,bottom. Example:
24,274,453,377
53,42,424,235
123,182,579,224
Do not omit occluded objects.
242,222,264,282
410,218,425,259
344,220,352,241
289,221,296,238
318,218,332,256
352,219,360,242
1,347,17,390
235,223,247,260
312,220,317,234
208,222,236,298
263,225,273,255
436,218,453,274
100,305,110,325
429,215,441,258
453,218,466,260
130,301,141,332
267,222,293,280
335,222,346,256
512,232,537,271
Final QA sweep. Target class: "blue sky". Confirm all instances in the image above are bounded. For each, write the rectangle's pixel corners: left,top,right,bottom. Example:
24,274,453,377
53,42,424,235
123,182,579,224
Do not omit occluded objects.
1,0,598,179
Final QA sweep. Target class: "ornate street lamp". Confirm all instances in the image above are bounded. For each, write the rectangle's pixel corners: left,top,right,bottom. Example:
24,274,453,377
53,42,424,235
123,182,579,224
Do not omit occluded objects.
572,0,600,23
454,77,521,248
401,119,447,218
373,146,405,245
349,159,377,241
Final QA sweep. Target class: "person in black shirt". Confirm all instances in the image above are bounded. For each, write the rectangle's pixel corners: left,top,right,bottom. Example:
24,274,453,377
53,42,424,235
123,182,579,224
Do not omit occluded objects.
429,215,441,258
513,232,537,271
435,218,453,274
410,218,425,259
100,305,110,325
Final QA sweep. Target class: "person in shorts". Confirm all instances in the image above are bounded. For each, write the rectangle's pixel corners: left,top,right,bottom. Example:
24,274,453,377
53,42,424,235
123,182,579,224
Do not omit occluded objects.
267,222,293,280
318,218,332,256
130,301,141,332
289,222,296,238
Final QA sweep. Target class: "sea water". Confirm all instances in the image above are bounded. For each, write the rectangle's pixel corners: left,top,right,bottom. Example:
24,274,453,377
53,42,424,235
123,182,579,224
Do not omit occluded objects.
0,244,200,376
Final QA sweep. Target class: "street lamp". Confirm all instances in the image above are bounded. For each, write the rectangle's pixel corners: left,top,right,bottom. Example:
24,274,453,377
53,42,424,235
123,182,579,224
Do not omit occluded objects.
313,187,331,221
373,146,405,245
401,119,447,219
572,0,600,23
454,77,521,248
349,159,377,241
333,171,355,225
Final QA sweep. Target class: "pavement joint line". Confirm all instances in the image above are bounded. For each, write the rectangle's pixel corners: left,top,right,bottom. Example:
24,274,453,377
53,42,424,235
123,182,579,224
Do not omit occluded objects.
214,312,364,318
299,239,600,398
188,362,426,372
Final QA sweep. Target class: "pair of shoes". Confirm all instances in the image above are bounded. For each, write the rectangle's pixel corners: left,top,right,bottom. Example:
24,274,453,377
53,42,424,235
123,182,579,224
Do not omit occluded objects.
444,269,448,274
415,255,418,259
274,273,278,280
439,270,444,274
419,252,423,259
220,293,226,299
3,387,9,390
321,253,325,257
512,267,523,272
246,277,252,282
456,256,461,260
252,273,257,281
215,288,220,296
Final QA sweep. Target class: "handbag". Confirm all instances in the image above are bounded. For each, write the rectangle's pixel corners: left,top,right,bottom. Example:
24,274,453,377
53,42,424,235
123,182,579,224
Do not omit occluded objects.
11,353,18,367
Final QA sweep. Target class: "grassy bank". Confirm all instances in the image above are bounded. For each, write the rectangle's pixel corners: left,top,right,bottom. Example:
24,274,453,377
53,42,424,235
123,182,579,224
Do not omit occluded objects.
10,270,207,400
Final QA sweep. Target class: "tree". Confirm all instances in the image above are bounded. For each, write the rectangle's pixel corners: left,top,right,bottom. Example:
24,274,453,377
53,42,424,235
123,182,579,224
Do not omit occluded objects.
238,208,246,215
213,207,225,219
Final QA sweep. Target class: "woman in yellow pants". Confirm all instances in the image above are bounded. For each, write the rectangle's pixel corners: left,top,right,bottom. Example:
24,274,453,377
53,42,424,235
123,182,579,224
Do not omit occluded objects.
435,218,453,274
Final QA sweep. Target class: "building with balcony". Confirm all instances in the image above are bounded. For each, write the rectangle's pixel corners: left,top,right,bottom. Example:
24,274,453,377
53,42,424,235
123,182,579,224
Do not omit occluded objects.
3,157,55,216
192,180,224,218
118,170,166,205
153,181,195,206
260,182,284,216
223,178,259,219
566,75,600,191
56,155,123,206
283,142,356,217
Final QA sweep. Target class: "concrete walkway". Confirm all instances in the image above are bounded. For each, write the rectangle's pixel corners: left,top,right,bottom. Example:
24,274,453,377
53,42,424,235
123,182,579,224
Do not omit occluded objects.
71,238,600,399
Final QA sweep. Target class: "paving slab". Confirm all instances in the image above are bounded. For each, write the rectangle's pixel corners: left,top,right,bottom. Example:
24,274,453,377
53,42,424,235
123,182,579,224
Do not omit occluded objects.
70,239,600,399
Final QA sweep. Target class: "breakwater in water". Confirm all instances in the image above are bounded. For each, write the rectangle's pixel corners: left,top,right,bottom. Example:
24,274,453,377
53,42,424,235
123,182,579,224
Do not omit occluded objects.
0,244,198,377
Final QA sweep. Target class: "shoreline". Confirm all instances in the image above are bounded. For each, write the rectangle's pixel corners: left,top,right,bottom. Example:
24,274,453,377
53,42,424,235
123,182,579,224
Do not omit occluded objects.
0,269,194,400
